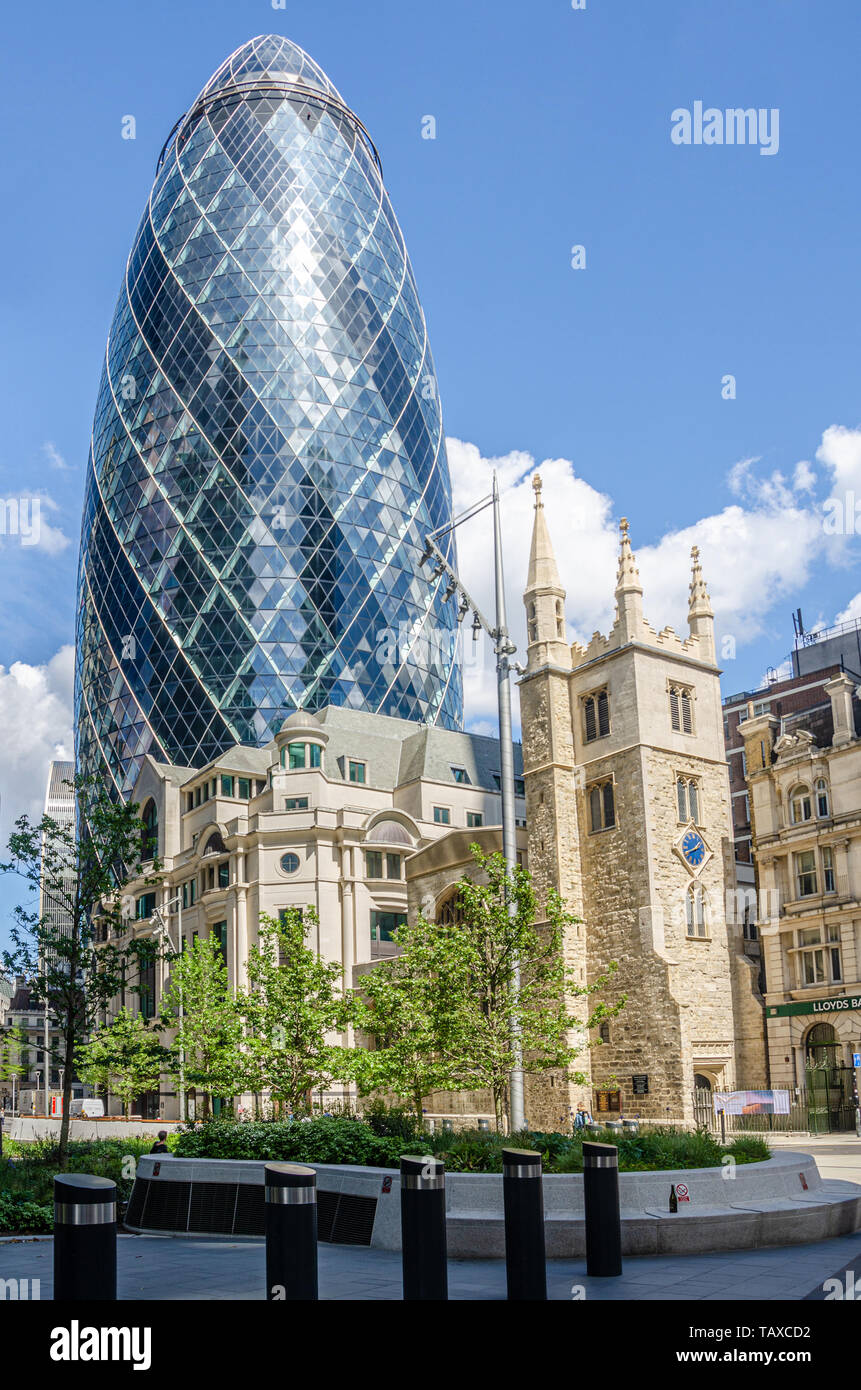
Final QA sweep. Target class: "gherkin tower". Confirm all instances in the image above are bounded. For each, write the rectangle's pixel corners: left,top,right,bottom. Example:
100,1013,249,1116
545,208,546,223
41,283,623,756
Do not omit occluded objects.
76,35,461,796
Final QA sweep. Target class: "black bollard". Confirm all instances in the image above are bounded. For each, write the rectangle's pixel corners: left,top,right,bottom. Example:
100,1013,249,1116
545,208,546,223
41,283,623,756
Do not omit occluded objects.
400,1156,447,1300
583,1141,622,1277
502,1148,547,1301
53,1173,117,1301
264,1162,318,1301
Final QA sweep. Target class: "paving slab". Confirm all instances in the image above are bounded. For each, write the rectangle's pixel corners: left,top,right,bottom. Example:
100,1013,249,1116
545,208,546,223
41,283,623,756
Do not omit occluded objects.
2,1230,859,1301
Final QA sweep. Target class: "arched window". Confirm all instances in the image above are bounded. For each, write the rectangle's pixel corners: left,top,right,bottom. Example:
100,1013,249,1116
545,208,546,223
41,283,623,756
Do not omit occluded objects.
201,830,226,856
589,780,615,832
583,688,610,742
676,775,700,822
686,884,708,938
141,800,158,861
790,784,812,824
815,779,829,818
556,599,565,639
437,892,465,926
669,685,693,734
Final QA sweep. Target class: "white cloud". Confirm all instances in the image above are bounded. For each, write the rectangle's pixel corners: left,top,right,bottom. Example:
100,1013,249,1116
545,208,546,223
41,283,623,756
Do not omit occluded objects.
835,592,861,625
0,646,75,853
446,433,840,732
794,460,816,493
43,442,72,472
817,424,861,493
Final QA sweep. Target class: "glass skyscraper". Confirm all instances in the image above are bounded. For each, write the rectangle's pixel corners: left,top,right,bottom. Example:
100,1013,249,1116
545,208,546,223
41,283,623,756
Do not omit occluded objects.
76,35,461,797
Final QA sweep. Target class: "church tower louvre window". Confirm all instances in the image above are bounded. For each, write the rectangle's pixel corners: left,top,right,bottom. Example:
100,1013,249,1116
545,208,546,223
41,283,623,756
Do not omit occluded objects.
669,684,694,734
583,689,610,742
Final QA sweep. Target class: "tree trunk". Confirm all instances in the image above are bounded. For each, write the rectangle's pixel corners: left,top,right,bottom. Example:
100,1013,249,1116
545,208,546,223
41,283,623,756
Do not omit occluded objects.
57,1007,76,1171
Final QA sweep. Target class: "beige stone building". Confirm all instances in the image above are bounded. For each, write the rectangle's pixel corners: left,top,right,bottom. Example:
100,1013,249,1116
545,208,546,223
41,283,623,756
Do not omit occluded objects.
738,676,861,1126
517,477,765,1126
109,705,525,1120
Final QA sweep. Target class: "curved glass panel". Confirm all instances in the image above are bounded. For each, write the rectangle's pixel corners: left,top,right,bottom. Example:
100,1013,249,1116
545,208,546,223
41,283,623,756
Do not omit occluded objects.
76,34,462,796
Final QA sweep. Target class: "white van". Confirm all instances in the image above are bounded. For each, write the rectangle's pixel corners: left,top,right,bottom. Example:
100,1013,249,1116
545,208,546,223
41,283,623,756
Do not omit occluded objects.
69,1098,105,1118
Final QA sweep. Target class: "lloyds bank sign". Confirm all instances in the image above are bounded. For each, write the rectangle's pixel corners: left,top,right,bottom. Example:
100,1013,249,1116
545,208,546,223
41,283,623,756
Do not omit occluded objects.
769,993,861,1019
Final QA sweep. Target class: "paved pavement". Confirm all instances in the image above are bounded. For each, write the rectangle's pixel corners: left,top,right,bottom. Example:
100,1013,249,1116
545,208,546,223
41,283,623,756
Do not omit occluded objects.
3,1133,858,1301
767,1133,861,1184
1,1228,859,1300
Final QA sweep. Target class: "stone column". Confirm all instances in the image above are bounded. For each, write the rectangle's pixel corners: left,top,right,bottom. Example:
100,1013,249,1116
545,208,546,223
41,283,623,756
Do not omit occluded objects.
234,880,249,994
341,846,355,1048
825,673,856,747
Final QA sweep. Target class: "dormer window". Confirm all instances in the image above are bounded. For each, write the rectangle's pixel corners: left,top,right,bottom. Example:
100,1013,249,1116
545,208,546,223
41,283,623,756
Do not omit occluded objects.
348,760,366,784
451,766,470,785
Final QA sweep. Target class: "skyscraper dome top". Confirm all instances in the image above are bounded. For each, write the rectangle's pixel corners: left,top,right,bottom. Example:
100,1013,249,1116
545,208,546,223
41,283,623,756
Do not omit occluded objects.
77,33,461,799
202,34,344,104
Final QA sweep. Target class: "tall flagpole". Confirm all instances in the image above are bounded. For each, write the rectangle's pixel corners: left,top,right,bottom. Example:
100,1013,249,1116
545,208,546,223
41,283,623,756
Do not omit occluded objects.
492,473,525,1132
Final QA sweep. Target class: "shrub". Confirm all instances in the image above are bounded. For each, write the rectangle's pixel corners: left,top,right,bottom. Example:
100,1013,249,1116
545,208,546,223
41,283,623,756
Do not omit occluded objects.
172,1119,769,1174
173,1117,408,1170
0,1195,52,1234
361,1100,423,1142
726,1135,771,1164
0,1137,162,1205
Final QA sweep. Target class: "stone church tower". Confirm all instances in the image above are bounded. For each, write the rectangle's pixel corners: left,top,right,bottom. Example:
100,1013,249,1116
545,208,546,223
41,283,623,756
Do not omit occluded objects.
519,477,765,1127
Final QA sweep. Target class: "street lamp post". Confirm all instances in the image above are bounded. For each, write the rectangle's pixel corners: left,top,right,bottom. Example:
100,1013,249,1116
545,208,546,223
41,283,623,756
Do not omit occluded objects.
152,894,185,1122
421,472,526,1132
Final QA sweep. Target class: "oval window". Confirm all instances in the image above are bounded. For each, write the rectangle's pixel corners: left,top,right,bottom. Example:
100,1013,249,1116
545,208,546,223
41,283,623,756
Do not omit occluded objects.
280,852,300,875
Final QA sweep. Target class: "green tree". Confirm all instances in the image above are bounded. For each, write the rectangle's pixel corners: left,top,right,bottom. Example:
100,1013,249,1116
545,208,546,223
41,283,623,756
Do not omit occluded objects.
362,847,625,1131
446,847,625,1128
160,934,242,1119
76,1008,171,1119
239,910,356,1116
350,914,473,1125
1,776,162,1167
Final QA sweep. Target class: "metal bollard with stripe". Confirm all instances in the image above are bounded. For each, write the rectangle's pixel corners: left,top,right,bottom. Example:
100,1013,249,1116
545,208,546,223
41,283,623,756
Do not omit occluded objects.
583,1141,622,1277
53,1173,117,1301
400,1155,448,1301
264,1162,318,1301
502,1148,547,1301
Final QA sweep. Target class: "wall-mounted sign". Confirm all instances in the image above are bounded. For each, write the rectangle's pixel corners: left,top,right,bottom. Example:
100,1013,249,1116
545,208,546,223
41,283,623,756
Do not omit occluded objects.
769,993,861,1019
632,1074,649,1095
595,1089,621,1113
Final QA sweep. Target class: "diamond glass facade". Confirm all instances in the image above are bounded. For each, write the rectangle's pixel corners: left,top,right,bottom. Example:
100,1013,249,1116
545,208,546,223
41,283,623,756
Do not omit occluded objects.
76,35,461,796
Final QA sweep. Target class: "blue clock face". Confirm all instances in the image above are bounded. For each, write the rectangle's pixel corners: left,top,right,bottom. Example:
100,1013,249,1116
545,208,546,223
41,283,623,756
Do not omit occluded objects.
682,831,706,867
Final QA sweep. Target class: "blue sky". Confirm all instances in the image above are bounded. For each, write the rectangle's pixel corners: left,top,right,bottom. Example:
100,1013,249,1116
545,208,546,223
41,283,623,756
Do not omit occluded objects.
2,0,861,938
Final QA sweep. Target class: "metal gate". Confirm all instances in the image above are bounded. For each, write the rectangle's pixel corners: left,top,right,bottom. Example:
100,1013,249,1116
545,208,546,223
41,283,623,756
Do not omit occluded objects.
806,1065,856,1133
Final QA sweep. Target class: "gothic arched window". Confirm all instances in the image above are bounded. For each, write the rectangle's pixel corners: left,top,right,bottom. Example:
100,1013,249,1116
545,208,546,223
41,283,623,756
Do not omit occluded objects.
686,883,708,938
141,800,158,861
